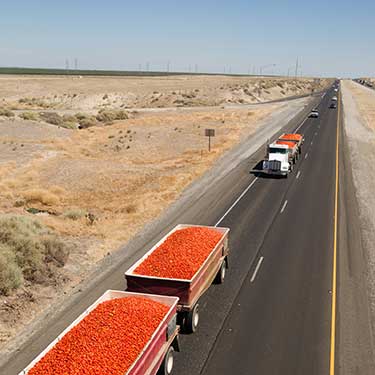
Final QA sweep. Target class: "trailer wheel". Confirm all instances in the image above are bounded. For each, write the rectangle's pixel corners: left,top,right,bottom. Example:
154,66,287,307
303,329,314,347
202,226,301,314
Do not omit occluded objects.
158,346,174,375
214,260,226,284
185,303,199,333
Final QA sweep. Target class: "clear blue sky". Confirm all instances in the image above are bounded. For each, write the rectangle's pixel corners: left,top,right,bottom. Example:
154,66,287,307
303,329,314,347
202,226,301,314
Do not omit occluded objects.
0,0,374,77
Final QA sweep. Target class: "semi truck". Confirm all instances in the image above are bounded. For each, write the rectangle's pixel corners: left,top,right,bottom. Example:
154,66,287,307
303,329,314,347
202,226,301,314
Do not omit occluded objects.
125,224,230,334
262,142,291,177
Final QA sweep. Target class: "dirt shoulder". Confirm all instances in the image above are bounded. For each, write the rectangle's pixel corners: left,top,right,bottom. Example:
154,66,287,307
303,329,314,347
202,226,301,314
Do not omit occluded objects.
341,80,375,359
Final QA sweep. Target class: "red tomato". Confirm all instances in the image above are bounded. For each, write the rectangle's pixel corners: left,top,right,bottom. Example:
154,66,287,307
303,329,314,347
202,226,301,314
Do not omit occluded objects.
134,227,223,279
28,297,169,375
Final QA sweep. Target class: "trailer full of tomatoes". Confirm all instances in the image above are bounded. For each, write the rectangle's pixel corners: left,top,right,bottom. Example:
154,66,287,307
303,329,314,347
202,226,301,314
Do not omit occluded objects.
27,297,169,375
134,226,223,280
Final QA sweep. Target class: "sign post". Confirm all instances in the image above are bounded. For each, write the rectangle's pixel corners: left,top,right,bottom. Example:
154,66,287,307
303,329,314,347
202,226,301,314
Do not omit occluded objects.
205,128,215,152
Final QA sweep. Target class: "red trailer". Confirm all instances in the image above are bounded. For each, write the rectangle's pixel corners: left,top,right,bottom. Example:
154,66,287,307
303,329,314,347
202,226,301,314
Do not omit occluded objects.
125,224,230,333
19,290,180,375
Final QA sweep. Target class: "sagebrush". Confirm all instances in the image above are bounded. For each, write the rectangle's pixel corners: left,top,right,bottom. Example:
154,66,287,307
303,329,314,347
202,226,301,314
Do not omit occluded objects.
0,215,69,295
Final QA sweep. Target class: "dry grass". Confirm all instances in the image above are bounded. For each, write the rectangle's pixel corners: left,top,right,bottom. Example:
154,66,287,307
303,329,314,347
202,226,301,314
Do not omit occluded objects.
63,209,86,220
0,108,14,117
19,112,39,121
22,189,60,206
96,109,128,123
0,215,69,295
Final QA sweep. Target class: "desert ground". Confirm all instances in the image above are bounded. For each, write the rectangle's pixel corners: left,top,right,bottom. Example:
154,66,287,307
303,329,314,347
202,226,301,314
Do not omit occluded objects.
341,80,375,339
0,74,330,351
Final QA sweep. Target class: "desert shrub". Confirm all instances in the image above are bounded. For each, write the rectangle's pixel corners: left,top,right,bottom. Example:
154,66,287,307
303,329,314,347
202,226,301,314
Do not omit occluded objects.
62,114,77,123
18,98,50,108
0,246,23,295
42,235,69,267
20,111,39,121
75,112,87,120
22,189,60,206
39,112,64,126
0,215,69,294
63,209,86,220
78,116,98,129
96,109,128,123
0,108,15,117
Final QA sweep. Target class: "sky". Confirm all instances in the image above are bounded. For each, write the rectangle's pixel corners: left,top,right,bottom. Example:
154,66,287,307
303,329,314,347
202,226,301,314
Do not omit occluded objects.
0,0,374,77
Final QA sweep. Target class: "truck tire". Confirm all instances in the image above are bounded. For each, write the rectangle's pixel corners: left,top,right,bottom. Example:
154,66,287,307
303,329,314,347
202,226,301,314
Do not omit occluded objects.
214,259,226,284
185,303,199,333
157,346,174,375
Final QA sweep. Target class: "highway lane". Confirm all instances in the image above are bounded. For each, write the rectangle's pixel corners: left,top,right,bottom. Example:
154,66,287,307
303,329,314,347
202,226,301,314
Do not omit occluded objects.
172,87,339,374
1,91,328,375
200,89,337,375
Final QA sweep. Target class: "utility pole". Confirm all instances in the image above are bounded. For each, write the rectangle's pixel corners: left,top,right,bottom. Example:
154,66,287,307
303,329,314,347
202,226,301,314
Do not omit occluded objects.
167,60,170,72
195,64,198,73
65,59,69,75
146,61,150,71
74,58,78,71
295,57,299,78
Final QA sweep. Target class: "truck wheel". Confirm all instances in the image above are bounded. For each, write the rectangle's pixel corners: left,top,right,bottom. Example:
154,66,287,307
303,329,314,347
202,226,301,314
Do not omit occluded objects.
158,346,174,375
214,259,226,284
185,303,199,333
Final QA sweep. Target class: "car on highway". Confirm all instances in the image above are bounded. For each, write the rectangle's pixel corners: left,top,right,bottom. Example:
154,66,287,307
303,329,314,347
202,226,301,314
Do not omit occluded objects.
309,109,319,118
329,102,337,109
332,96,338,101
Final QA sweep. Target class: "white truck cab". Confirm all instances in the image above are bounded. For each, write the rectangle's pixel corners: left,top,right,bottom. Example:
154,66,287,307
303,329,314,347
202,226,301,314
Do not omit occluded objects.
262,143,290,176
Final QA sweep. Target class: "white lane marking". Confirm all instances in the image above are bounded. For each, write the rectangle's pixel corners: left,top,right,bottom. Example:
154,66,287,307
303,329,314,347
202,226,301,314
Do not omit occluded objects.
315,132,317,136
322,92,326,98
311,141,313,145
305,153,308,159
215,177,258,226
280,200,288,214
294,117,307,133
296,171,301,179
250,256,264,283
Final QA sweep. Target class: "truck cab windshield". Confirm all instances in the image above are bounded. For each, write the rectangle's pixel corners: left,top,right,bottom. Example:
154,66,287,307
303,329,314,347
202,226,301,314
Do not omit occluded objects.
269,148,287,154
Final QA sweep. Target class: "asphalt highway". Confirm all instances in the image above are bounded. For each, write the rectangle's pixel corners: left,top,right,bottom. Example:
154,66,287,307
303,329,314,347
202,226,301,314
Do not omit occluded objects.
170,86,340,375
4,84,373,375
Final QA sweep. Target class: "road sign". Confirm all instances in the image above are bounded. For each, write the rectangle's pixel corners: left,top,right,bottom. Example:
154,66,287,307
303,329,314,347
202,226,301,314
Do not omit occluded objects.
205,128,215,151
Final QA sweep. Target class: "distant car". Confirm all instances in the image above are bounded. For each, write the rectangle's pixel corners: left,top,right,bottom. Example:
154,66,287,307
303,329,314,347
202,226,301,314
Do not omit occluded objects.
332,96,338,101
329,102,337,109
309,109,319,118
334,88,338,92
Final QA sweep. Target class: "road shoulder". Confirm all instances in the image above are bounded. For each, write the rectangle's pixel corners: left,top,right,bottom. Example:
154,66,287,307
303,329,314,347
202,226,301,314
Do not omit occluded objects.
338,81,375,374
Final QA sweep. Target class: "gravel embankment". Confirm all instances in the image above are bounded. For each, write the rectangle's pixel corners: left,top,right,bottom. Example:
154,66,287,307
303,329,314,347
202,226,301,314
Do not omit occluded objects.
341,80,375,337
